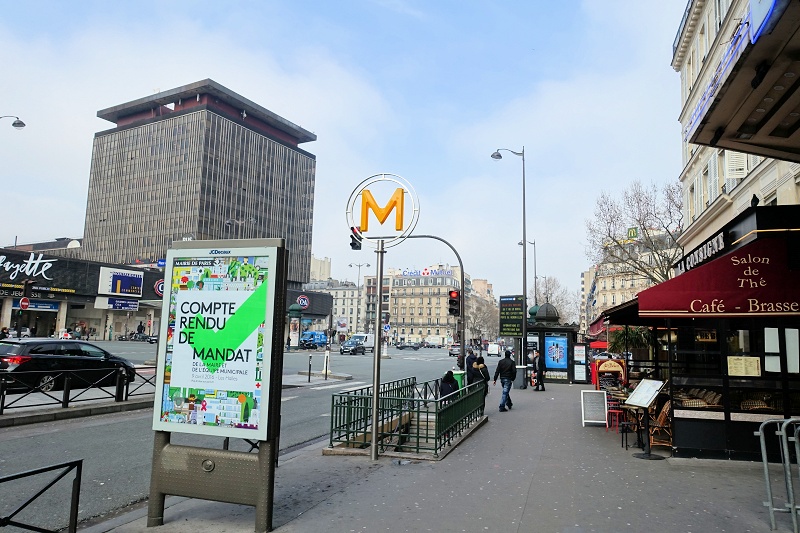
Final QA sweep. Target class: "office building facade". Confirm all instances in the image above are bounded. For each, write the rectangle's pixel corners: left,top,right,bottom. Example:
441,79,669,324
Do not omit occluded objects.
80,79,317,288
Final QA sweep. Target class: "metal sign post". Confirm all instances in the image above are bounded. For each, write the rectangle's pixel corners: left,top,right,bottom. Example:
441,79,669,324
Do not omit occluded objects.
370,239,386,461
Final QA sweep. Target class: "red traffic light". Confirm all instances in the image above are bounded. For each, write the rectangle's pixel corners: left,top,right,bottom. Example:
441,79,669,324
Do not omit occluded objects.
448,290,459,299
448,290,460,316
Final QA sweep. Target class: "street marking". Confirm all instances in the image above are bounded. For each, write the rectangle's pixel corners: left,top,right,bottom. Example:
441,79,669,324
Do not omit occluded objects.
281,396,298,402
311,381,366,391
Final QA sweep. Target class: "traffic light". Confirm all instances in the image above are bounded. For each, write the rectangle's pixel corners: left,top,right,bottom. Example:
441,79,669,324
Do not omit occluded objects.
448,290,460,316
349,226,362,250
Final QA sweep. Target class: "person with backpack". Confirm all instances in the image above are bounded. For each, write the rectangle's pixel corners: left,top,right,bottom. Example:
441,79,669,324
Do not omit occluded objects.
493,350,517,412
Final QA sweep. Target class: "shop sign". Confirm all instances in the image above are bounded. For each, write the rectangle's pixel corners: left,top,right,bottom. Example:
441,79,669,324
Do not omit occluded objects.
641,237,800,317
345,173,420,249
12,298,59,311
400,267,453,277
154,279,164,297
0,252,56,280
673,231,726,276
296,294,310,309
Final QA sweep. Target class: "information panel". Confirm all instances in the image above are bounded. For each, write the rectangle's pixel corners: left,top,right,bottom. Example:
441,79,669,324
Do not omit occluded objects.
151,244,279,440
499,295,524,337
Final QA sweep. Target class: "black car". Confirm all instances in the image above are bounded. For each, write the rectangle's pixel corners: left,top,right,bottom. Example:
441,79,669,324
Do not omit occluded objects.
0,338,136,392
397,342,420,350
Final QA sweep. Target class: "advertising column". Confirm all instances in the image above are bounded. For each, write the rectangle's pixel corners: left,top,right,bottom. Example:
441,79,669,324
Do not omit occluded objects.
148,239,286,533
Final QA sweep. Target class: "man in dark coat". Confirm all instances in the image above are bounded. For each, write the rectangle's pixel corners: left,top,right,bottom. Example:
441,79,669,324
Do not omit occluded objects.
465,349,479,385
533,349,547,391
493,350,517,412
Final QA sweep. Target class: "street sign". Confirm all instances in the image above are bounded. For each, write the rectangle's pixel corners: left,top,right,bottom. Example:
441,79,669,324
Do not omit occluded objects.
19,297,30,310
383,324,390,332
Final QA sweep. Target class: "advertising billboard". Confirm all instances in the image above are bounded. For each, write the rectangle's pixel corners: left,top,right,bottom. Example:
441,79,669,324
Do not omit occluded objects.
544,335,568,369
98,266,144,297
151,244,279,440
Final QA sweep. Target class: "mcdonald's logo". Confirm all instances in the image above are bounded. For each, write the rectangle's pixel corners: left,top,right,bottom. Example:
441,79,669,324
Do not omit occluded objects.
361,188,404,232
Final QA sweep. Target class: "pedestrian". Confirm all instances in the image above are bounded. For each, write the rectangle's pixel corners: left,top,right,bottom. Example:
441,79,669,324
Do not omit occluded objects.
533,349,547,391
286,336,291,351
493,350,517,412
0,327,8,339
439,370,459,398
465,349,479,385
474,355,491,413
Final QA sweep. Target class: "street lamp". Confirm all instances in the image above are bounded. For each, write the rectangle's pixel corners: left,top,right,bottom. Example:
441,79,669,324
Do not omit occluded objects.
518,240,538,306
0,116,25,129
492,147,527,363
349,262,370,332
225,217,256,239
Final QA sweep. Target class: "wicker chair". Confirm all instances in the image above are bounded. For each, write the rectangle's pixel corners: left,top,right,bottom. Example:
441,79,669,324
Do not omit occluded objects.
649,400,672,448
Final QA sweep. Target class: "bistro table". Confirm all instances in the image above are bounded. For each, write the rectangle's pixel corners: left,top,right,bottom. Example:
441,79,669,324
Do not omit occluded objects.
620,403,645,449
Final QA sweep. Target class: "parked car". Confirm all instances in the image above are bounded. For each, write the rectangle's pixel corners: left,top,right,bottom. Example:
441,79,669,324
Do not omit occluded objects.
339,338,366,355
147,334,158,344
448,344,461,357
0,338,136,392
7,327,31,338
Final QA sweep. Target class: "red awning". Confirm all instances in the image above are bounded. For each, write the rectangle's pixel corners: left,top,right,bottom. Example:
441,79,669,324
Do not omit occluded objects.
587,316,606,337
589,341,607,349
638,236,800,318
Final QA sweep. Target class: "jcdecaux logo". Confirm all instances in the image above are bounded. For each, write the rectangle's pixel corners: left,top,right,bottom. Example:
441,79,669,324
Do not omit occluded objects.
209,249,231,255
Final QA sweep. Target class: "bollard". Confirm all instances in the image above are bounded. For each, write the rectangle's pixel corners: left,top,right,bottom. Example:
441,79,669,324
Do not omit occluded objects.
115,368,125,402
308,355,312,383
0,378,5,415
62,376,72,408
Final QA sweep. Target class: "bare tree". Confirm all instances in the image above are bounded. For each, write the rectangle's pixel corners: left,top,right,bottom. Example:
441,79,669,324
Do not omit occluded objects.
585,180,683,283
465,296,499,342
535,276,579,324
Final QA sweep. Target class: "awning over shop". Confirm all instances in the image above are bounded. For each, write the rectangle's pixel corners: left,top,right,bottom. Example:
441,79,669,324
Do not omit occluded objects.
587,316,606,337
638,235,800,318
589,341,607,349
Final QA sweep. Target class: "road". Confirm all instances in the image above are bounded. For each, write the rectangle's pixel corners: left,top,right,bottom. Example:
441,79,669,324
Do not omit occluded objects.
0,341,480,531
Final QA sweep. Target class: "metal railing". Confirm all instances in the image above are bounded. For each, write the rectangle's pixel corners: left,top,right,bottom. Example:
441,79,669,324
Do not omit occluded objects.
0,459,82,532
756,418,800,531
329,376,485,457
0,366,156,414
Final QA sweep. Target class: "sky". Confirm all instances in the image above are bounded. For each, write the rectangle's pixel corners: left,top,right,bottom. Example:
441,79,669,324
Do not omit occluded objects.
0,0,687,301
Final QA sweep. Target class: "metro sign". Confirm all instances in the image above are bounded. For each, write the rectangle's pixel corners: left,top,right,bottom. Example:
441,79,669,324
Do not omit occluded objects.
346,173,419,249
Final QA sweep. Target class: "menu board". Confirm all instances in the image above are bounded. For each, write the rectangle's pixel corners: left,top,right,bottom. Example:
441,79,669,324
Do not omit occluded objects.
727,356,762,377
625,379,664,408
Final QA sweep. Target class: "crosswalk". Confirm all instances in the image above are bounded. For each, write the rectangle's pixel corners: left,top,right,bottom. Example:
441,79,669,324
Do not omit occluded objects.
310,381,367,391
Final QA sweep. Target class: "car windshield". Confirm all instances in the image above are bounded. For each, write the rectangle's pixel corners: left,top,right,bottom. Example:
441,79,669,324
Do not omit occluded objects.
0,342,23,355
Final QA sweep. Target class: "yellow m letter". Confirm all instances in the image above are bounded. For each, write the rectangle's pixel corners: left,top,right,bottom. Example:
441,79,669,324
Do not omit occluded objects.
361,188,405,232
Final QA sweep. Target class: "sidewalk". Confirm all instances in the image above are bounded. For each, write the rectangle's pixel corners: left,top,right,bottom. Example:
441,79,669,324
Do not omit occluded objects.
76,383,779,533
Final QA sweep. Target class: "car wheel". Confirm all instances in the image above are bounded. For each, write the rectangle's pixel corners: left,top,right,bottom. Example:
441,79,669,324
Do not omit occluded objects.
37,374,58,393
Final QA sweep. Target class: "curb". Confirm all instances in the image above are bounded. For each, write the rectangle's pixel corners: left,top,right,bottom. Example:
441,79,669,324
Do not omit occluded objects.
0,396,155,428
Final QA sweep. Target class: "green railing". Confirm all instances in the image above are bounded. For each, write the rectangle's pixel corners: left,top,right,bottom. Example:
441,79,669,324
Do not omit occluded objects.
329,376,485,457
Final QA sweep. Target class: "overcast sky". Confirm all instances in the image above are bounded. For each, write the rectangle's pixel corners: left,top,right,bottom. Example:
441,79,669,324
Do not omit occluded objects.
0,1,687,300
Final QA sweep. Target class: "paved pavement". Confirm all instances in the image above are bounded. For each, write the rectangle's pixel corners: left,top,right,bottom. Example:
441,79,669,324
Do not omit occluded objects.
4,381,787,532
64,384,791,533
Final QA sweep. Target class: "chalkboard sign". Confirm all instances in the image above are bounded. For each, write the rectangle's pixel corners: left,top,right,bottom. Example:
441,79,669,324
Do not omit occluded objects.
581,390,608,427
625,379,664,408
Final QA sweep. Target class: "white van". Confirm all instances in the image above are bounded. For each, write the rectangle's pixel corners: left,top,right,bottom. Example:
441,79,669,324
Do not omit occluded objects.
349,333,375,353
487,343,502,357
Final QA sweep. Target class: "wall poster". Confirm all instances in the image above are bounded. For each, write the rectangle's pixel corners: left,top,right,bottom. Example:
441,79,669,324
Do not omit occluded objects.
151,245,278,440
544,335,568,369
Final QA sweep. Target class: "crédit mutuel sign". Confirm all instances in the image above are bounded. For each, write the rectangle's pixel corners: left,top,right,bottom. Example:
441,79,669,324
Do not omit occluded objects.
345,173,420,247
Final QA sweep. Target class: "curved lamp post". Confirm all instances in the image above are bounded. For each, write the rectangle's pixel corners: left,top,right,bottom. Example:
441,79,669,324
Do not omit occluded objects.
1,116,25,129
492,147,527,363
518,239,537,306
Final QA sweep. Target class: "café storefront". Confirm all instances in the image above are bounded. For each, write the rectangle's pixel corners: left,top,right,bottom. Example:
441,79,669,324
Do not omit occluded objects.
0,248,163,339
604,205,800,460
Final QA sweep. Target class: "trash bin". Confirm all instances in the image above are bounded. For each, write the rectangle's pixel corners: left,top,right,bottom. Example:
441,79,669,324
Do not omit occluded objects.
515,365,528,389
453,371,466,389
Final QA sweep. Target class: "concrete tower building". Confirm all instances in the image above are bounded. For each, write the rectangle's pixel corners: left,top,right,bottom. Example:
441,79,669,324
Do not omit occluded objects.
80,79,317,287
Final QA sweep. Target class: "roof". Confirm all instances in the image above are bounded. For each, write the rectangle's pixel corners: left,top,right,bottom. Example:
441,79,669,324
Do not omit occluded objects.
97,79,316,143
